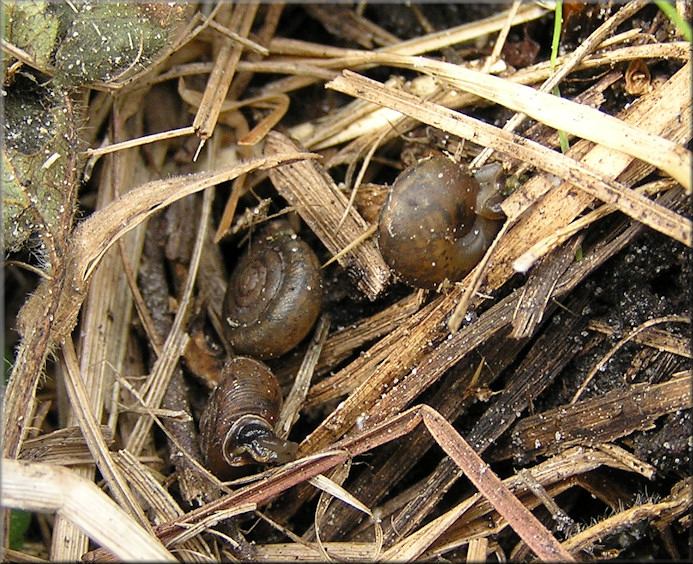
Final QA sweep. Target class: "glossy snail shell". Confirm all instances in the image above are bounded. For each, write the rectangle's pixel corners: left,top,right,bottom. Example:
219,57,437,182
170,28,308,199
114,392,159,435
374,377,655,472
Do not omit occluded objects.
199,356,297,480
377,154,504,289
222,221,323,359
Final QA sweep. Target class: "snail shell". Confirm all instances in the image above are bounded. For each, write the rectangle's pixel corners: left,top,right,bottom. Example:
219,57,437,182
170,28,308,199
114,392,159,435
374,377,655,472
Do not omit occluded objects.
199,356,297,480
378,154,504,289
222,221,323,359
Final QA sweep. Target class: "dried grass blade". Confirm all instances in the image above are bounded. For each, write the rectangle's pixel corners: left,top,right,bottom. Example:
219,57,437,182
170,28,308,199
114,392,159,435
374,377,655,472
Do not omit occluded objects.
125,185,213,455
420,407,574,562
148,409,425,550
75,154,317,283
277,316,330,439
89,406,579,560
2,152,314,515
259,3,549,102
513,179,677,272
114,451,212,561
238,94,289,145
327,70,692,247
192,3,258,142
587,319,692,359
84,126,196,158
382,488,480,561
561,477,691,555
310,473,383,561
1,459,175,561
393,446,658,560
466,538,490,562
293,42,688,151
61,339,149,528
252,541,376,561
373,55,692,191
19,425,113,465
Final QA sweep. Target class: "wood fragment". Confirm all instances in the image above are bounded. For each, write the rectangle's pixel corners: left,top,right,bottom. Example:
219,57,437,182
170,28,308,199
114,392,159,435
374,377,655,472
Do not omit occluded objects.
510,236,584,339
251,541,378,562
501,373,692,462
593,443,656,480
466,538,489,563
264,131,390,299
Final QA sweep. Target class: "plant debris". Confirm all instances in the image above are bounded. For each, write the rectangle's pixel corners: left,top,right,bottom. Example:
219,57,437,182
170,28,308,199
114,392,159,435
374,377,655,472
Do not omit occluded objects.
2,2,691,562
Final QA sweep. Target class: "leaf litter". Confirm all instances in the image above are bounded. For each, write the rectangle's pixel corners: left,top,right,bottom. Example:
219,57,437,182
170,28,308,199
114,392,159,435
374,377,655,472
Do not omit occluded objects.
2,2,690,562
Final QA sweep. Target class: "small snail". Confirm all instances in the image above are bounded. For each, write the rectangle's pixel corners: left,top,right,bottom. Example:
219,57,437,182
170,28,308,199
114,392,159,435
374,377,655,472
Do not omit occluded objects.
378,154,505,289
222,221,323,359
199,356,298,480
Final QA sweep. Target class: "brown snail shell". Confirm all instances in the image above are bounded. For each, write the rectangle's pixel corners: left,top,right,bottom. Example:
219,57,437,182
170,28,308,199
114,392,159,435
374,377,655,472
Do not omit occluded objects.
199,356,297,481
222,221,323,359
377,154,504,289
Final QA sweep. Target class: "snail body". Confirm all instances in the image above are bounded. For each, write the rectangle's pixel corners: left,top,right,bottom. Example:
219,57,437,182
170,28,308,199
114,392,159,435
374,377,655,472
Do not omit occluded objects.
378,154,504,289
222,221,323,359
199,356,297,480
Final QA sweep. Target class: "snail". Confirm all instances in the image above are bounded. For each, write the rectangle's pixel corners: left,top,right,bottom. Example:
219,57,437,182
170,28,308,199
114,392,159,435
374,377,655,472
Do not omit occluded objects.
377,154,505,289
199,356,298,480
222,220,323,359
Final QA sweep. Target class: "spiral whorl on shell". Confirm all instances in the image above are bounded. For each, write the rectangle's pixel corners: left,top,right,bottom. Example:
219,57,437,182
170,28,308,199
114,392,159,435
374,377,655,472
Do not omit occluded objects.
199,356,297,480
222,221,323,359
